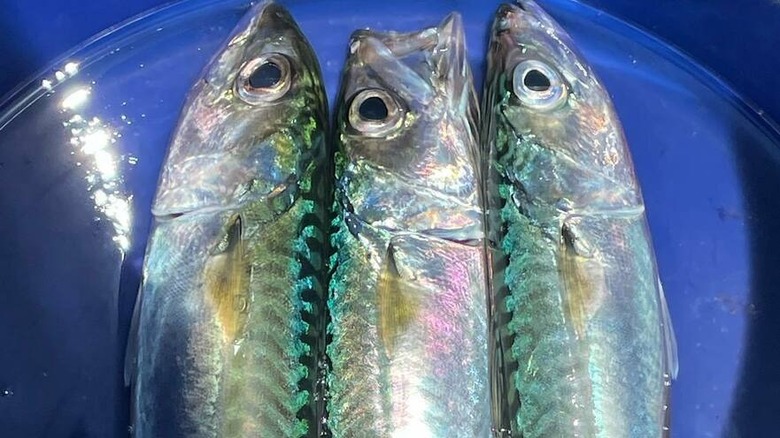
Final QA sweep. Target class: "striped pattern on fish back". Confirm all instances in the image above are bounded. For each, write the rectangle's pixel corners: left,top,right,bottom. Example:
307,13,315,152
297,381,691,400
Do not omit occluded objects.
498,188,590,438
326,210,391,436
221,150,329,437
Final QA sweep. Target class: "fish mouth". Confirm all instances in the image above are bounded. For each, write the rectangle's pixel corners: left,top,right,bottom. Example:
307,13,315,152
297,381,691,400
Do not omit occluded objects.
346,12,470,109
254,1,298,34
495,3,523,32
494,0,550,33
503,0,545,16
223,2,300,51
349,12,464,60
349,27,438,58
492,0,573,65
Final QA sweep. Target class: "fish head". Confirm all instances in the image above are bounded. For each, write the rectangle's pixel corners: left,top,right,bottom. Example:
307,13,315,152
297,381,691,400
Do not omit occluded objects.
488,1,639,207
336,13,482,236
153,1,326,217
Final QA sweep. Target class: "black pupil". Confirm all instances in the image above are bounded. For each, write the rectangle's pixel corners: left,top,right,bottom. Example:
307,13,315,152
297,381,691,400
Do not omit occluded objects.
248,61,282,89
359,96,388,121
524,69,551,92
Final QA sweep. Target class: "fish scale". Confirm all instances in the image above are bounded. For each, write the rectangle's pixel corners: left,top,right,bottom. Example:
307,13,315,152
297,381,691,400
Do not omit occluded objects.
327,216,391,435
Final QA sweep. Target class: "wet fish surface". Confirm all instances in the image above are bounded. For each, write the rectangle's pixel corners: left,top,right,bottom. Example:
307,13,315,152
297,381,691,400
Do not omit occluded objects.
482,2,678,437
125,2,330,437
326,13,491,438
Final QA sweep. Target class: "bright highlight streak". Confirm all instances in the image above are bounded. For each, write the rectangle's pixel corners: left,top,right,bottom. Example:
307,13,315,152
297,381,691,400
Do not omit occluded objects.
93,150,118,180
61,82,133,252
61,88,91,110
64,62,79,76
80,129,111,154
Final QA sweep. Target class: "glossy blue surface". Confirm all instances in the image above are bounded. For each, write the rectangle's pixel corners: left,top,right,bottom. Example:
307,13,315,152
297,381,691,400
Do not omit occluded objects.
0,1,778,437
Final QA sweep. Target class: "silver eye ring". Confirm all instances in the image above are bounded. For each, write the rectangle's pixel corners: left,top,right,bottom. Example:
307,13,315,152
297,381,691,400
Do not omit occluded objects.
512,59,568,111
347,88,405,138
235,53,292,105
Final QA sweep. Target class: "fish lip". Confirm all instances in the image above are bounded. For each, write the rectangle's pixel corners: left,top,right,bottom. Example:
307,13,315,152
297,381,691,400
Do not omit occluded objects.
348,27,438,58
254,1,300,37
348,12,462,57
515,0,543,14
495,2,523,25
496,2,521,20
223,1,291,49
494,1,546,33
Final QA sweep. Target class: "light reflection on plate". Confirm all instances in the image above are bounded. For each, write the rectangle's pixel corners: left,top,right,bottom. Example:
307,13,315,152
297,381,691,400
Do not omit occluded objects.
50,63,135,253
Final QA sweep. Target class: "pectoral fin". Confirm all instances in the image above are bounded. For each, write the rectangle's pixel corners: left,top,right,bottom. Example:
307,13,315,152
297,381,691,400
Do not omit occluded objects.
378,242,419,356
560,220,606,339
204,215,250,344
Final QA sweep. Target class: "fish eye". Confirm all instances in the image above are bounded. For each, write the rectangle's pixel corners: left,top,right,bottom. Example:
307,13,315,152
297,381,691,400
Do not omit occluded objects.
512,59,568,111
348,89,405,137
236,53,292,104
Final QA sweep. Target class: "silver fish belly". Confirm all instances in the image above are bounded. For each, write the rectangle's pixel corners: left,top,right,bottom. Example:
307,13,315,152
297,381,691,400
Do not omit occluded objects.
326,13,492,438
482,2,677,437
125,3,330,437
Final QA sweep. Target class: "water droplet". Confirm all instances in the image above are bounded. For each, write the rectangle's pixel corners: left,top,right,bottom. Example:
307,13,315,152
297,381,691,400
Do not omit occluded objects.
64,62,79,76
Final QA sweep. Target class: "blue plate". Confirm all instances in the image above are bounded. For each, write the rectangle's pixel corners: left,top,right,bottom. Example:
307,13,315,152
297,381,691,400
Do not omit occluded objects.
0,1,778,436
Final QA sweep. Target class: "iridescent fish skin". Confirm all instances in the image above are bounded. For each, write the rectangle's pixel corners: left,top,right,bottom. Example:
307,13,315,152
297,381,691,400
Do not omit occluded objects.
482,2,678,437
327,13,491,437
125,3,330,437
